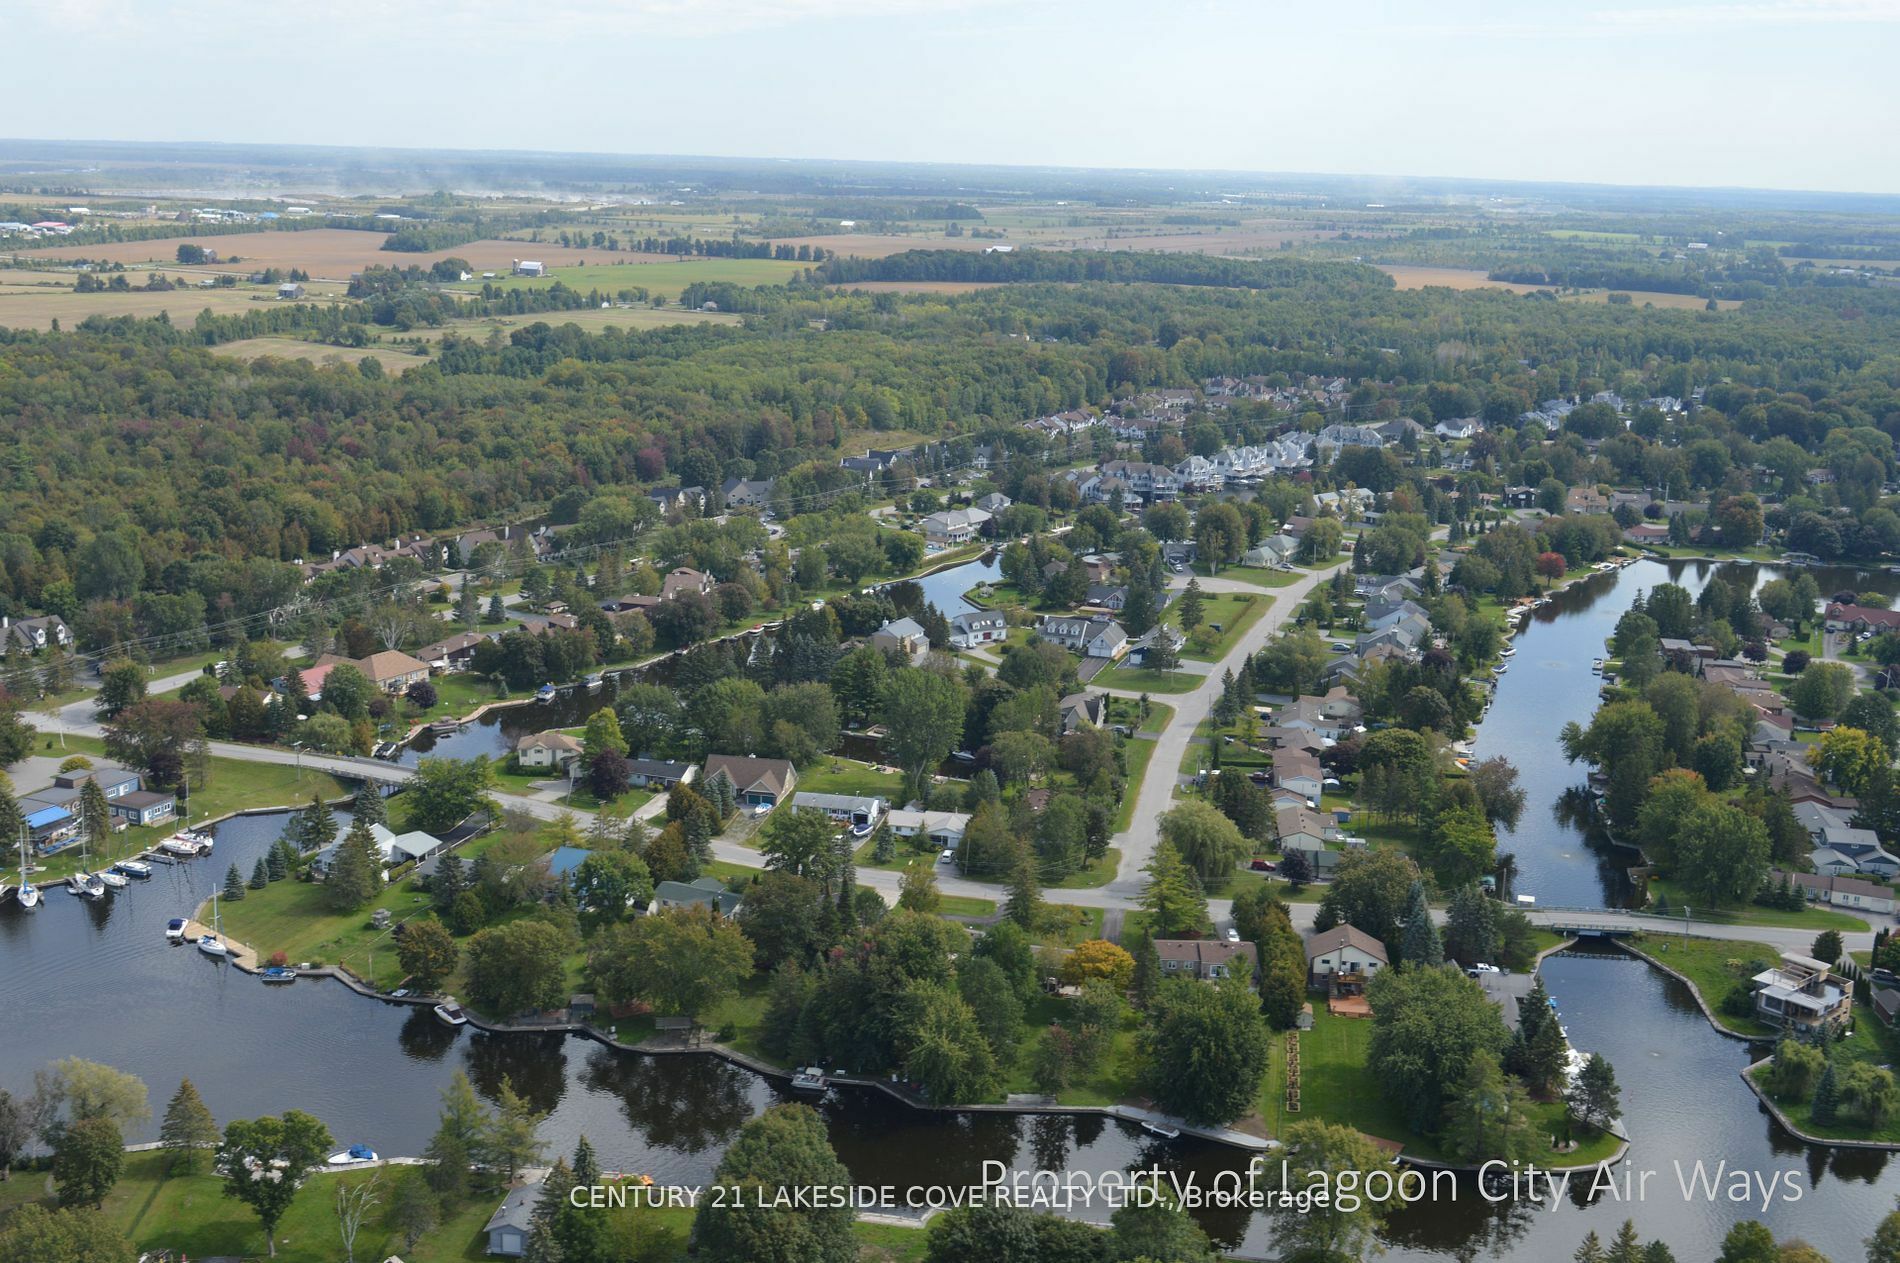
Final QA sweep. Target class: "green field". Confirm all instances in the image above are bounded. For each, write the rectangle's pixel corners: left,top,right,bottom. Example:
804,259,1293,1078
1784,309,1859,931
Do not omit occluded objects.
461,257,808,300
1169,591,1272,662
1643,877,1869,932
795,757,907,802
1097,665,1202,693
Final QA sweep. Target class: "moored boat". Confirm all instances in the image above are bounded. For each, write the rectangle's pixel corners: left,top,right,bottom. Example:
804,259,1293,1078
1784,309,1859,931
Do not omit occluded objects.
114,860,153,880
165,917,187,941
434,1000,469,1026
16,882,39,910
72,872,106,899
791,1066,830,1092
328,1144,378,1164
97,868,128,890
261,966,297,984
1141,1121,1182,1139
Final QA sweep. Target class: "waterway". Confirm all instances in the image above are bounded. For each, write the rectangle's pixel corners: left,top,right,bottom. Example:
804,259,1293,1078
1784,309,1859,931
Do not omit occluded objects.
2,554,1895,1259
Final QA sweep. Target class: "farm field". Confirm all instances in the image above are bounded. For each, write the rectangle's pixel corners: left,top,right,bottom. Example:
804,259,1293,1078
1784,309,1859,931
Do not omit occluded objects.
0,272,350,331
825,279,1003,294
411,303,740,342
463,256,809,298
1377,264,1551,292
1563,288,1742,311
213,337,431,373
14,228,617,278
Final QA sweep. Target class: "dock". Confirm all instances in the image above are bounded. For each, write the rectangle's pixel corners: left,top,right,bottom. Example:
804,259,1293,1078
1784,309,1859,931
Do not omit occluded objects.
178,918,260,969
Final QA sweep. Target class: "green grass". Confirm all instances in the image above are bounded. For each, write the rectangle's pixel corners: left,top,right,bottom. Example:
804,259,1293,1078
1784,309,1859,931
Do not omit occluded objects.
1169,592,1272,662
1190,564,1302,588
1627,933,1779,1037
938,893,999,918
998,994,1141,1106
1046,849,1121,890
1097,665,1202,693
1114,736,1163,833
460,256,808,299
1262,1007,1621,1164
795,757,906,802
1644,877,1869,931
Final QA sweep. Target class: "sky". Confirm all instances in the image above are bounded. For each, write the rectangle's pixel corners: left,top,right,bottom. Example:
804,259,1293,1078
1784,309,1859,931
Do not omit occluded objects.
14,0,1900,194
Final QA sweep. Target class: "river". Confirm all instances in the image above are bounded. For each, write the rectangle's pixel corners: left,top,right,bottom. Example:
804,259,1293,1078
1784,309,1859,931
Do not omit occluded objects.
2,554,1895,1259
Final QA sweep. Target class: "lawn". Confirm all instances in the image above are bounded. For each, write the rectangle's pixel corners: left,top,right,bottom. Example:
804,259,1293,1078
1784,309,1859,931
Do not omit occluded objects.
1643,877,1869,932
215,851,453,984
1168,592,1272,662
1626,933,1779,1037
1190,564,1302,588
997,993,1142,1106
1114,736,1163,833
460,256,809,299
1097,665,1202,693
796,757,907,802
1748,998,1900,1143
1262,1007,1622,1164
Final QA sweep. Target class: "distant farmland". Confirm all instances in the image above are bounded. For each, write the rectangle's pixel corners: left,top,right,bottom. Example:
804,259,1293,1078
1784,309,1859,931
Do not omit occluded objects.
465,257,808,299
14,229,619,280
1377,265,1550,292
0,268,350,330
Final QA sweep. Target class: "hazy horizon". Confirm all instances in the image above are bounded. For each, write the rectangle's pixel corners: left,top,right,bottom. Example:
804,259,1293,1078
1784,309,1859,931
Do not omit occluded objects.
11,0,1899,197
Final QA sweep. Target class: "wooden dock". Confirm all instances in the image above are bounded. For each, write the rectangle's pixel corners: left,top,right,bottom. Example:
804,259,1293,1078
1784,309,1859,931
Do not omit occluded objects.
179,918,259,969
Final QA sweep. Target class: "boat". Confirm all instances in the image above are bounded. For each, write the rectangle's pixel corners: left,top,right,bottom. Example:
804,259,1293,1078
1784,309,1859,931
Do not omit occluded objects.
1591,658,1604,672
72,872,106,900
433,1000,469,1026
114,860,153,880
97,868,128,890
1498,645,1517,658
197,889,228,957
535,682,558,701
790,1067,830,1092
159,837,200,857
327,1144,378,1165
261,966,297,984
14,842,37,910
427,719,462,735
165,917,188,941
1141,1121,1182,1140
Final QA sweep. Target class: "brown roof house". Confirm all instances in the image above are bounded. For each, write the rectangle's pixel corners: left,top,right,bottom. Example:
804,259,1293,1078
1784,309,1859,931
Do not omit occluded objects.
702,754,798,808
516,731,583,771
1153,938,1257,982
1305,925,1389,982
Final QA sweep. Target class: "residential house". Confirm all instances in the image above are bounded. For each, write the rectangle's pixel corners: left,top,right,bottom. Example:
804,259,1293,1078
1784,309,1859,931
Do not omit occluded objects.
702,754,798,807
840,447,911,477
415,631,492,673
1282,515,1315,540
921,507,992,548
1275,691,1362,741
485,1180,541,1256
1305,924,1389,982
2,615,72,652
1083,584,1128,612
1154,939,1258,982
791,792,886,828
1096,460,1179,502
545,845,594,881
1037,614,1129,660
653,876,744,916
1278,835,1343,878
1565,487,1612,515
53,765,143,801
1825,603,1900,635
516,731,583,771
1314,424,1388,457
1262,726,1327,757
110,790,177,828
1243,535,1299,569
354,650,431,694
1749,952,1851,1033
1275,802,1337,852
624,758,696,790
870,617,930,659
1772,869,1896,917
1129,623,1185,666
975,491,1012,513
1434,417,1481,440
1623,522,1670,546
948,610,1007,649
887,808,970,849
661,567,714,600
1364,598,1429,632
1273,751,1325,802
720,477,775,509
646,486,707,515
1058,691,1106,735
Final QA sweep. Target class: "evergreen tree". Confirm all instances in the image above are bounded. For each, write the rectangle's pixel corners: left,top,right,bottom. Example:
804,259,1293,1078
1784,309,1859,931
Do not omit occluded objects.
222,863,247,901
79,778,111,854
1506,977,1569,1094
158,1078,219,1173
486,591,508,624
523,1156,574,1263
1811,1058,1841,1126
1399,880,1443,967
325,818,383,912
1177,579,1206,631
292,794,336,856
1130,931,1162,1010
249,857,269,890
1005,840,1042,929
870,819,896,864
457,584,480,629
266,842,290,882
1567,1053,1623,1132
432,853,466,909
353,783,388,827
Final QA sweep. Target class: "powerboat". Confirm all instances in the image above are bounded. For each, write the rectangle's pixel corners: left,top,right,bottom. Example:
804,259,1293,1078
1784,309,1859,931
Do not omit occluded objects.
97,868,129,890
1141,1121,1182,1140
327,1144,378,1165
114,860,153,880
261,966,297,984
791,1067,830,1092
72,873,106,900
434,1000,469,1026
535,682,558,701
165,917,188,941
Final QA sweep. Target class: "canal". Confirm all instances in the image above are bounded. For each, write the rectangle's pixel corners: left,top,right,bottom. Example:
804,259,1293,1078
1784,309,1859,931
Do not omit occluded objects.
1,554,1893,1258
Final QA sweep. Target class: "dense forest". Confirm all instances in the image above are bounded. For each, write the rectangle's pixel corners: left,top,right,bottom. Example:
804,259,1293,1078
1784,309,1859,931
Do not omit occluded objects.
0,259,1896,644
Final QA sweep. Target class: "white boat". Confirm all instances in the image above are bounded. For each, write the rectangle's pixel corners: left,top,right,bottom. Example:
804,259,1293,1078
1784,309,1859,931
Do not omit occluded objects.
197,889,228,957
160,838,200,857
1498,646,1517,658
165,917,187,941
16,882,39,910
1141,1121,1182,1139
72,873,106,900
433,1000,468,1026
328,1144,378,1165
114,860,153,880
791,1067,830,1092
1591,658,1604,672
97,868,128,890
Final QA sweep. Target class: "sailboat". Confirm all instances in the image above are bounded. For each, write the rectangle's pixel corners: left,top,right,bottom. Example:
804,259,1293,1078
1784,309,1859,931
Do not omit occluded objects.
197,888,228,957
15,834,38,910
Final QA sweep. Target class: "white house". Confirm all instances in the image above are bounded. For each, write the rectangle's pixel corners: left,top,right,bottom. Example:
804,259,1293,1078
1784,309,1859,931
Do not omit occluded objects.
517,731,583,770
921,507,991,548
887,809,970,849
1305,924,1389,981
948,610,1008,649
1434,417,1480,440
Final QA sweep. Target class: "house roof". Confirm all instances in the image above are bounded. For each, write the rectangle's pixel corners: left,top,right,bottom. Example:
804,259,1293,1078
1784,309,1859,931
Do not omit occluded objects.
1153,939,1257,970
1304,924,1389,964
356,650,430,683
546,846,593,879
517,731,583,754
792,792,886,815
703,754,796,799
887,808,970,835
486,1181,541,1235
655,877,742,915
876,617,928,641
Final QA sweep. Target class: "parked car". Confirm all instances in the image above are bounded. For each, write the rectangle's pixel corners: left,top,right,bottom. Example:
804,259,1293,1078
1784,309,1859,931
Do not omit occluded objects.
1249,858,1276,872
